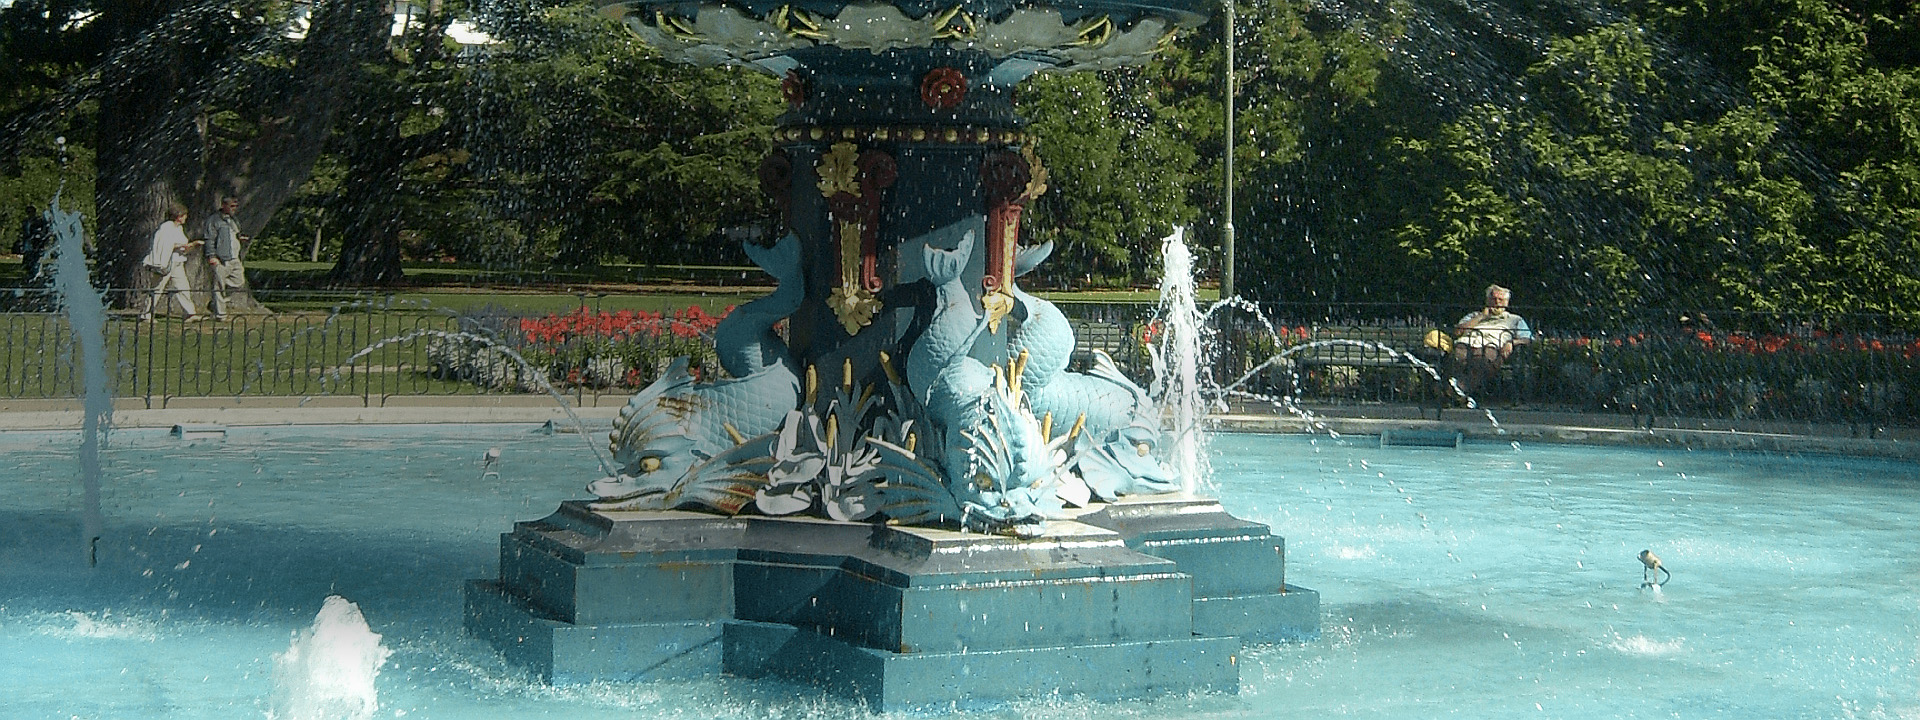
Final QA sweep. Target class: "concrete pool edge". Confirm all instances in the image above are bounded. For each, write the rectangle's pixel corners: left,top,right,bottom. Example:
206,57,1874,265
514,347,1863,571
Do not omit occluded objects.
1213,411,1920,461
0,396,622,432
0,397,1911,460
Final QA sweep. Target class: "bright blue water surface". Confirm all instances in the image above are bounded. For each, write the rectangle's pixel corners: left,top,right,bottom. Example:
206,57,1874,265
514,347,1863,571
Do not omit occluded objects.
3,425,1916,718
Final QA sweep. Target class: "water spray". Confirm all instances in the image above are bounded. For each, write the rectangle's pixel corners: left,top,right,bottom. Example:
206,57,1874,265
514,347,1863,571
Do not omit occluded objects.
44,135,113,567
1155,228,1212,494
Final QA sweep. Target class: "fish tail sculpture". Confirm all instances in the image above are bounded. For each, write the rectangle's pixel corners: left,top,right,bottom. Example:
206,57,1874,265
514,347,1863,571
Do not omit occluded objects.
1006,242,1073,394
715,236,803,378
1006,242,1176,499
590,234,804,511
890,231,1053,530
904,232,987,408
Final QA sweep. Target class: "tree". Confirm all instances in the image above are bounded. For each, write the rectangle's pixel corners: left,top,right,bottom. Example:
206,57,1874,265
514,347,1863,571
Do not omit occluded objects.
1019,70,1198,287
85,0,388,293
0,0,389,295
1227,0,1920,329
318,0,782,283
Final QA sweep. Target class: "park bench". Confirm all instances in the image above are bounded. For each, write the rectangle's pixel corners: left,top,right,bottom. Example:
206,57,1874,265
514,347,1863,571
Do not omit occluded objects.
1259,324,1456,413
1288,325,1443,370
1068,317,1147,374
1282,323,1539,414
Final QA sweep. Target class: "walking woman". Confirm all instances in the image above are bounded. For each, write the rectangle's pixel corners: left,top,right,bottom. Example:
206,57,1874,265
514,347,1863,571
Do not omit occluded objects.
139,204,202,321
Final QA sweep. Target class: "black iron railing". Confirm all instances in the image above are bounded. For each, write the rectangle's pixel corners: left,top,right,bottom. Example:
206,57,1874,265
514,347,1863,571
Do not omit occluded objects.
1054,300,1919,429
3,289,1915,427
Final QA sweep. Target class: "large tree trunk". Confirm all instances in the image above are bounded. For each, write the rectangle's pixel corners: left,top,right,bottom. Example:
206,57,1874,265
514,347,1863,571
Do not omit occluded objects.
89,0,390,301
195,0,392,231
92,0,203,296
329,212,408,285
326,7,459,286
326,131,411,285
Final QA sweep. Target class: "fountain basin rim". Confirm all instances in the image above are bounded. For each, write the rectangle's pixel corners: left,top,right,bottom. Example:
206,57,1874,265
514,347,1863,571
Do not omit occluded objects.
1,402,1903,461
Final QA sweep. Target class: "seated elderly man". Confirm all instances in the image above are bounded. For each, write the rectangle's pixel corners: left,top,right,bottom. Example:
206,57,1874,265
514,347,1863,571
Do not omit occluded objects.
1449,284,1532,397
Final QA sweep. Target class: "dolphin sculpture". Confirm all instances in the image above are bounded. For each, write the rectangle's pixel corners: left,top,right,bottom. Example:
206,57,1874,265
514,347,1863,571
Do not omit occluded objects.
895,231,1054,528
588,234,803,511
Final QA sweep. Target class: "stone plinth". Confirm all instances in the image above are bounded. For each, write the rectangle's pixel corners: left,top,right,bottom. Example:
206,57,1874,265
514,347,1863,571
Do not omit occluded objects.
1072,495,1320,643
466,499,1317,710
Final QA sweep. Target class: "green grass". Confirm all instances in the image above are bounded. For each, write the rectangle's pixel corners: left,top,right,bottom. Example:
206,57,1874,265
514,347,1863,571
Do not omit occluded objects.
261,289,760,316
6,256,1198,312
1038,288,1214,304
243,259,774,290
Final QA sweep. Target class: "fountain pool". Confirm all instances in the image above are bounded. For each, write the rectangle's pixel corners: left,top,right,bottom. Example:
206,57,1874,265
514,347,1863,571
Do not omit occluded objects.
2,424,1915,718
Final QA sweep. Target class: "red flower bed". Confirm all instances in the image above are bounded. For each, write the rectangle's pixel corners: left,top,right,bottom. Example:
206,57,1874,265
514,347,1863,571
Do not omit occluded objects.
518,306,725,344
513,306,731,389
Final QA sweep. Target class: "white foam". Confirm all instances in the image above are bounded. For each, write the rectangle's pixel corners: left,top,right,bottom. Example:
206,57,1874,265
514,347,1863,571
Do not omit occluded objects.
1332,545,1379,560
269,595,392,720
1608,633,1685,656
37,610,159,641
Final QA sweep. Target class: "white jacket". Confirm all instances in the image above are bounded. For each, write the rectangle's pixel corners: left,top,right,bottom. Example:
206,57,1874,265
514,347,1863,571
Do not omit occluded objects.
143,220,191,271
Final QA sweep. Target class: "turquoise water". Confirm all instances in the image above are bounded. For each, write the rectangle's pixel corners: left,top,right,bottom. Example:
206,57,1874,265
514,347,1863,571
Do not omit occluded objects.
2,426,1916,718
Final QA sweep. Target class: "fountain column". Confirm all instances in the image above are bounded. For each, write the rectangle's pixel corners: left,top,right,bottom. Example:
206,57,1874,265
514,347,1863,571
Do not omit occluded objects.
759,46,1032,385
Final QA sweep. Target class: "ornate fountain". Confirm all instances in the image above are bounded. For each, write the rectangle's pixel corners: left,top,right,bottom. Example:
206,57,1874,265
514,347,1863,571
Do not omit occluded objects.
466,0,1317,708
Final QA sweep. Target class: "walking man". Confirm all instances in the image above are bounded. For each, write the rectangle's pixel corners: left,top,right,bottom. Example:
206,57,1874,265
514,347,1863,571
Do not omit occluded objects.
203,196,250,320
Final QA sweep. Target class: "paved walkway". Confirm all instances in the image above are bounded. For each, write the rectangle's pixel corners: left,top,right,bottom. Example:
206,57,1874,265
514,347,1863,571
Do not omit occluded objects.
1,395,1913,460
1215,402,1920,460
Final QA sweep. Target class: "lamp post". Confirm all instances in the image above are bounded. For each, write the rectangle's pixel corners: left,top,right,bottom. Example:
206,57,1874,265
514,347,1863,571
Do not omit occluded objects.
1222,0,1236,299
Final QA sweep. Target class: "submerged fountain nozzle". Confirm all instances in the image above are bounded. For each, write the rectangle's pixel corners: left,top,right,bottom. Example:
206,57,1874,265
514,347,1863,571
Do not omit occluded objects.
1638,549,1670,587
1380,428,1463,448
480,446,502,480
171,424,229,441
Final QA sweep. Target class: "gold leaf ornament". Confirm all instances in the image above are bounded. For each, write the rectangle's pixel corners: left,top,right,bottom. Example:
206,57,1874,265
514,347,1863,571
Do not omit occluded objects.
1070,16,1114,47
931,6,977,40
772,5,827,40
982,290,1014,333
829,283,881,334
817,142,862,198
655,10,703,42
1021,145,1049,199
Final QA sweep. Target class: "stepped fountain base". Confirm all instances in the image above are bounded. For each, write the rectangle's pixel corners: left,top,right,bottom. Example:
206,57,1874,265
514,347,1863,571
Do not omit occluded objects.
465,497,1317,710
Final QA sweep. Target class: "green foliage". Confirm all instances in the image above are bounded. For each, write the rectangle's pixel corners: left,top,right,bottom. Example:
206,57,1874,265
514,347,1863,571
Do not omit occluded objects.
0,149,95,248
1235,0,1920,329
333,0,782,272
5,0,1920,329
1019,71,1197,287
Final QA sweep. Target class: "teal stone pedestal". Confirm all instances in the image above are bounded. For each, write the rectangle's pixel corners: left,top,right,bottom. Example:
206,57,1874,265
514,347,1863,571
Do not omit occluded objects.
1072,495,1320,643
465,499,1317,711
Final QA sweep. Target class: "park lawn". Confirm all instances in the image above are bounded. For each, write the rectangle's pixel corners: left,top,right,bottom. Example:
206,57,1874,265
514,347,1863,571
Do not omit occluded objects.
1037,288,1207,304
244,260,773,290
257,288,761,316
7,257,1192,314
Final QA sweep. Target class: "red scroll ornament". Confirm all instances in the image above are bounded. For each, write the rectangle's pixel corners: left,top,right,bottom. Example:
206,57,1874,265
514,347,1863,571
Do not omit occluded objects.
980,150,1032,331
757,150,794,229
782,70,809,109
817,142,897,334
